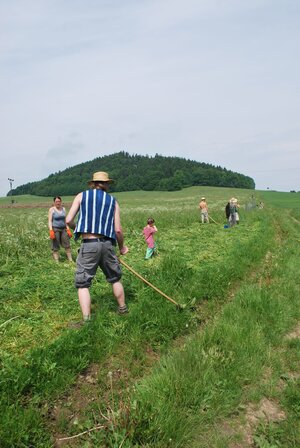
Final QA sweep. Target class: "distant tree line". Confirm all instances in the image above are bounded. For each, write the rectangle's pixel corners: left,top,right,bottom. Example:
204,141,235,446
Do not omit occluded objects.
10,152,255,196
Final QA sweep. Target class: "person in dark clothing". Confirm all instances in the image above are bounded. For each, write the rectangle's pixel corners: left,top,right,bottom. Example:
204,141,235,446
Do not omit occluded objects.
226,198,238,227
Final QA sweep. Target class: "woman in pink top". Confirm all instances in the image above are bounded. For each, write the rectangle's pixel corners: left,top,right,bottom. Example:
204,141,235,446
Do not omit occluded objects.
143,218,158,259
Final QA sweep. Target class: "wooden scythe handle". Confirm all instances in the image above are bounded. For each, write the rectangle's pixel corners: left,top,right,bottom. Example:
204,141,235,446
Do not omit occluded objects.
119,258,180,307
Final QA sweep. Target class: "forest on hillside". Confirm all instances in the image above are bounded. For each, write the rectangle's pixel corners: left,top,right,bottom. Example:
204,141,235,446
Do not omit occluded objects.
10,152,255,196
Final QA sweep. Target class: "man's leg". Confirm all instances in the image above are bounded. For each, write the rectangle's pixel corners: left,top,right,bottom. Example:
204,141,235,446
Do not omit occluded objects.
112,281,128,313
112,281,126,307
75,240,100,320
78,288,91,321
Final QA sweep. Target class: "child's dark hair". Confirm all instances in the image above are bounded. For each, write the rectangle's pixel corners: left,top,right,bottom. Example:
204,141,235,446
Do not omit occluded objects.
147,217,155,225
53,196,62,202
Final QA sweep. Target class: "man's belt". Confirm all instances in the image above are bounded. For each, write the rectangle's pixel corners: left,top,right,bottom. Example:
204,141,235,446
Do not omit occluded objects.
82,237,113,243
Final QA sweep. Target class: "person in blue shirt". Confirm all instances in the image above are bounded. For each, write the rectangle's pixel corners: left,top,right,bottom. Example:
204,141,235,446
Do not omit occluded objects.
66,172,129,321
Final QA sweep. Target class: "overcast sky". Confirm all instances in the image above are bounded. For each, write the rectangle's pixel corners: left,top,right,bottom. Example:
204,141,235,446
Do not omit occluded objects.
1,0,299,197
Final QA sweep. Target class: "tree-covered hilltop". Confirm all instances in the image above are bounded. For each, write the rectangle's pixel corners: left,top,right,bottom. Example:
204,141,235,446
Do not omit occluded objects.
10,152,255,196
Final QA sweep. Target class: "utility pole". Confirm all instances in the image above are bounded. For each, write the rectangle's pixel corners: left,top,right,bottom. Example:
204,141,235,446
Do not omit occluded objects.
8,178,14,204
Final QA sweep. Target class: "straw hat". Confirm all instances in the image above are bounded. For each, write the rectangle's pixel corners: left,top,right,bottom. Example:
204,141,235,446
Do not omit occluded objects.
88,171,113,183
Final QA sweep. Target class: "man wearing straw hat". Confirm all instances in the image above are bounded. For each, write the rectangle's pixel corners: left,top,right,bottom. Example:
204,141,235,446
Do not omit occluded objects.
66,171,129,321
199,197,209,223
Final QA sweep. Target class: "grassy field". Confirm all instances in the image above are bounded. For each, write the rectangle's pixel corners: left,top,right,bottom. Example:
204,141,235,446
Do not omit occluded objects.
0,187,299,447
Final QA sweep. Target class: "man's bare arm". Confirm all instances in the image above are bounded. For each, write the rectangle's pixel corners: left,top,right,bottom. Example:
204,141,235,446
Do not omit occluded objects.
66,193,82,229
114,202,128,254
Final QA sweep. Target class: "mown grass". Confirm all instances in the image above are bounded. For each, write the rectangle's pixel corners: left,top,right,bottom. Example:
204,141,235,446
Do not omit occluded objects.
0,187,299,447
127,240,299,447
259,190,300,209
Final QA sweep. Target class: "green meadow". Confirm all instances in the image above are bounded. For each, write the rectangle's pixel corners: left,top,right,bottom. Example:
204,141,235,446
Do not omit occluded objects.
0,186,299,447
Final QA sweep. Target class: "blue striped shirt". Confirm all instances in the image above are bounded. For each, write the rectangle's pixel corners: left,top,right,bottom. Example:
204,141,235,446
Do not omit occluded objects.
75,189,116,240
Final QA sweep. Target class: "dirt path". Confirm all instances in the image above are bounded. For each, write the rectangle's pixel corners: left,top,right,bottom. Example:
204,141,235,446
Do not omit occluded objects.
212,322,300,448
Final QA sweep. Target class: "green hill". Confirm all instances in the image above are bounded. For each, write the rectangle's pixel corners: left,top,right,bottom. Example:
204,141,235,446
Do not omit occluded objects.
10,151,255,196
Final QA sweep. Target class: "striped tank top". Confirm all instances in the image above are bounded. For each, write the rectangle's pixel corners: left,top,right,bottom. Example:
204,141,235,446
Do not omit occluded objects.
74,189,116,240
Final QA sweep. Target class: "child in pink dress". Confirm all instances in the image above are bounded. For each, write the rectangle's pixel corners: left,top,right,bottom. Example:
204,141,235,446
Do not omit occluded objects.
143,218,157,260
